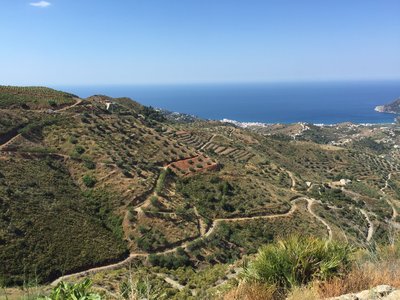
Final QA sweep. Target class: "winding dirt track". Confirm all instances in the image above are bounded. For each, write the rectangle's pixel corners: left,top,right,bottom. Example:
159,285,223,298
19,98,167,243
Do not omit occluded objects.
381,173,398,220
54,98,83,112
156,273,185,291
203,199,300,238
51,199,302,285
49,161,337,286
359,209,374,242
193,206,207,236
287,171,296,192
51,195,336,286
306,198,333,242
0,103,336,287
0,133,22,150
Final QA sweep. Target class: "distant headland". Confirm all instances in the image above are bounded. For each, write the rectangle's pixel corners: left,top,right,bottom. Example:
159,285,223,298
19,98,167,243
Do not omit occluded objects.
375,97,400,114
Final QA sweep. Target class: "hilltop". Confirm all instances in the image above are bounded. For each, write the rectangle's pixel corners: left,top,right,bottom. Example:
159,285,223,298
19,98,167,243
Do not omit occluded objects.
0,86,399,299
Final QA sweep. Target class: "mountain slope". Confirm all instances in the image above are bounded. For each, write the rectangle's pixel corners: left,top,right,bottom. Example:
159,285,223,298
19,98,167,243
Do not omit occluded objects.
0,87,399,296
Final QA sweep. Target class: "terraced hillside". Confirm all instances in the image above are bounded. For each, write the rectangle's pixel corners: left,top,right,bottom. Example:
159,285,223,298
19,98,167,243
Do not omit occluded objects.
0,85,77,110
1,87,399,299
0,88,204,284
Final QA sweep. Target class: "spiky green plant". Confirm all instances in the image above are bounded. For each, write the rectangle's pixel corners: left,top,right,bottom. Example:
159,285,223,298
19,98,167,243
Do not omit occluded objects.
38,279,101,300
119,273,166,300
242,236,353,290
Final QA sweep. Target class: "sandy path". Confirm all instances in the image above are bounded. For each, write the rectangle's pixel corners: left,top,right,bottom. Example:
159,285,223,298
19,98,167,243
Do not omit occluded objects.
203,200,299,238
50,194,338,286
306,198,333,242
381,173,398,220
54,98,83,112
193,206,207,236
287,171,297,191
0,133,22,150
359,209,374,242
156,273,186,291
50,199,302,285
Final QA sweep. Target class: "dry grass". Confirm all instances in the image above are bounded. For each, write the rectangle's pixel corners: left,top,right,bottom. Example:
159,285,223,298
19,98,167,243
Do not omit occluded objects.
314,242,400,298
315,260,400,298
286,260,400,300
286,286,318,300
222,283,279,300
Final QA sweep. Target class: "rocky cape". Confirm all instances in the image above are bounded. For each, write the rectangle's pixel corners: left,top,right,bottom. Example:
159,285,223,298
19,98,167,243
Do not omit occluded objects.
375,98,400,114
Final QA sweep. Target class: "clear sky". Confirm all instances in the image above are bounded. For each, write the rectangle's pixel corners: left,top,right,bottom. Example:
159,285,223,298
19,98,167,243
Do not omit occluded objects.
1,0,399,85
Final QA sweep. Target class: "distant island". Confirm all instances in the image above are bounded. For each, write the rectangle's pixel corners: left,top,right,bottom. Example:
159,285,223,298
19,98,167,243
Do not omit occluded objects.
375,97,400,114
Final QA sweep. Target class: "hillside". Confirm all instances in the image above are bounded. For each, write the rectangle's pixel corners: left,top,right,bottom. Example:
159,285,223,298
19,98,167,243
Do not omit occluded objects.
375,97,400,114
0,86,399,299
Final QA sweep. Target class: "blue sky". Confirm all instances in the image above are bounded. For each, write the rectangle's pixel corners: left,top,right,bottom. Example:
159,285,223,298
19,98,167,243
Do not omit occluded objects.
1,0,399,85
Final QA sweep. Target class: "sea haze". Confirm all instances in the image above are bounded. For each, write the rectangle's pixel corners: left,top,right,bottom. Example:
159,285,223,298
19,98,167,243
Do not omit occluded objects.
57,81,400,124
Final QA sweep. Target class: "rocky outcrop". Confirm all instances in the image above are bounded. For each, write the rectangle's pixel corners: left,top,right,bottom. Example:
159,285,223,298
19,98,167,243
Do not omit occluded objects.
329,285,400,300
375,98,400,114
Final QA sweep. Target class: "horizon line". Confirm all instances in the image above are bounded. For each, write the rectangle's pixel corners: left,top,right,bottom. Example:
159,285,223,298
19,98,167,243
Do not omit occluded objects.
3,78,400,88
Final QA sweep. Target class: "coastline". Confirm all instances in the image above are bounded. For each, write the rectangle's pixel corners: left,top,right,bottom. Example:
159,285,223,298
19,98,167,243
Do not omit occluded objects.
374,105,398,115
220,118,396,128
59,81,400,125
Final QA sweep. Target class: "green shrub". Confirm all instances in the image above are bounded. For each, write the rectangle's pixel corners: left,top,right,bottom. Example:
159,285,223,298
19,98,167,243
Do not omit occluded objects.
122,169,133,178
175,204,195,221
69,136,78,144
242,236,353,290
74,145,85,155
139,105,166,122
210,176,221,184
83,158,96,170
126,210,137,223
48,99,57,107
82,175,97,188
150,196,160,208
39,279,101,300
137,228,168,251
148,249,191,269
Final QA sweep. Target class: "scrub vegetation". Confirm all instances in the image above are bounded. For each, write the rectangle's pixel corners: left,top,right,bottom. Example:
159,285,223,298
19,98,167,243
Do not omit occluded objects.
1,86,399,299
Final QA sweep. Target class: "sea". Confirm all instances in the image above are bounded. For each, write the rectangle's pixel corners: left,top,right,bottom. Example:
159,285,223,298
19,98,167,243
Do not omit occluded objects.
55,81,400,125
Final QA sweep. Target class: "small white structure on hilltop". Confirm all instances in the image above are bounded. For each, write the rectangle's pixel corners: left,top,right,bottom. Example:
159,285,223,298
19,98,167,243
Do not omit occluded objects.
105,101,113,111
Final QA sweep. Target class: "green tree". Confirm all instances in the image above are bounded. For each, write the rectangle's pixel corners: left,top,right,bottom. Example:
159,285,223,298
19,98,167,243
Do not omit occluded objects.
82,175,97,188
